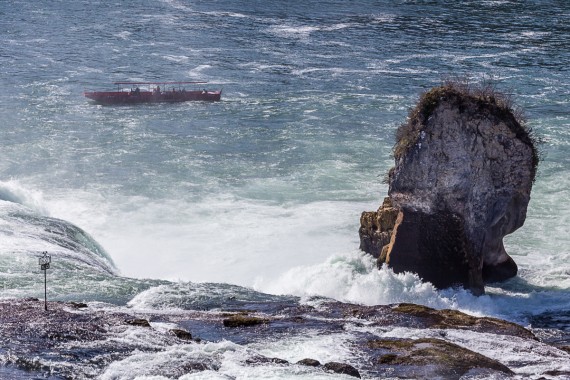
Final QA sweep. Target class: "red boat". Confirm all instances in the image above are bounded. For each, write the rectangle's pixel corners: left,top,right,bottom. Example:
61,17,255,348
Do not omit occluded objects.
84,81,222,105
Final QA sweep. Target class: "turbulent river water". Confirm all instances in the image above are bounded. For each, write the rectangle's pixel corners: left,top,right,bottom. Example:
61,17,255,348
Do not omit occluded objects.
1,0,569,378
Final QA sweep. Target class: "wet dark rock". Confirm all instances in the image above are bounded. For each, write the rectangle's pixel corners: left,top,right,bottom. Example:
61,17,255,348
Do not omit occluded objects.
222,314,270,328
297,358,321,367
360,83,539,295
69,302,88,309
171,328,193,341
327,301,536,340
323,362,361,378
1,298,563,379
368,337,513,379
392,303,537,340
384,208,477,291
125,318,151,327
544,370,570,377
0,299,165,378
146,360,218,379
246,355,289,365
178,362,210,373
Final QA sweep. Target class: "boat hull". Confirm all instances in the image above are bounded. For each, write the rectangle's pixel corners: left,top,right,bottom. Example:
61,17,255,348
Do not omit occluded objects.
84,90,221,105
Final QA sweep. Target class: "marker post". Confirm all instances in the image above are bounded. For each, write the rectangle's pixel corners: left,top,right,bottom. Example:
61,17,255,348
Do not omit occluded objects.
39,252,51,311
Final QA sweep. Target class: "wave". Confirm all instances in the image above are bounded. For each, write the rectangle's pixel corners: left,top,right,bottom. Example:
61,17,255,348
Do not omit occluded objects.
256,250,570,325
0,180,49,215
0,201,117,272
0,182,125,302
127,281,294,311
257,251,482,309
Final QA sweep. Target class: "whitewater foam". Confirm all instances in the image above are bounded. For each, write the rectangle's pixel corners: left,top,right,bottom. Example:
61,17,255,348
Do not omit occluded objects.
0,180,49,215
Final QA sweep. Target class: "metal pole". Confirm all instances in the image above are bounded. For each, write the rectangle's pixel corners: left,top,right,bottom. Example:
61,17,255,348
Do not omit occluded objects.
44,267,47,311
39,252,51,311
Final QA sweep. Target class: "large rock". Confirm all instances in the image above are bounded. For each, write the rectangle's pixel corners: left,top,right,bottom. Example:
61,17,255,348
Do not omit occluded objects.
360,84,539,294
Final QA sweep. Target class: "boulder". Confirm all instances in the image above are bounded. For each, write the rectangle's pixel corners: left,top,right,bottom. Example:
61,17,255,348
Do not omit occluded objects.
222,314,270,328
323,362,361,378
368,337,514,379
297,358,321,367
246,356,289,365
360,83,539,294
125,318,151,327
171,328,193,341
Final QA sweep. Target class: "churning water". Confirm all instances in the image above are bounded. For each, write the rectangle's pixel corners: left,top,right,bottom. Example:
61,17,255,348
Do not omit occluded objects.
1,0,569,378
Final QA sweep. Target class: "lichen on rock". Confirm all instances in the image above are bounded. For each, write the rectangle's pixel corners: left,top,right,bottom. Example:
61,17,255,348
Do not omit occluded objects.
360,82,539,294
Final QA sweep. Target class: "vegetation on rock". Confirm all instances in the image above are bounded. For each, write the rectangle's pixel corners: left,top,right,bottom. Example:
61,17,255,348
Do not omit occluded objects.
393,80,540,178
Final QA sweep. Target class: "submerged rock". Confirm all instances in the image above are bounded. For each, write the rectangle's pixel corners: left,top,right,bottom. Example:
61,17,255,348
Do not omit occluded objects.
222,314,270,327
246,355,289,365
323,362,361,378
125,318,151,327
368,337,513,379
171,328,193,340
360,83,539,294
391,303,536,340
297,358,321,367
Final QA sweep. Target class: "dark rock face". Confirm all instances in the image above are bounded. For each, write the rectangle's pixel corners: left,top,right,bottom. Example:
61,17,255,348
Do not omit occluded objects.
360,84,538,294
385,208,476,290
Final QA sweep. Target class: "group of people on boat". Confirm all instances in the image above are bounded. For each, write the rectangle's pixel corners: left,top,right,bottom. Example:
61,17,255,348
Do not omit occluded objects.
129,85,202,96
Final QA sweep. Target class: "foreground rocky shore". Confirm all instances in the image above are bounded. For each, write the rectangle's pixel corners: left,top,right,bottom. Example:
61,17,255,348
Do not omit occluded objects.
1,298,568,379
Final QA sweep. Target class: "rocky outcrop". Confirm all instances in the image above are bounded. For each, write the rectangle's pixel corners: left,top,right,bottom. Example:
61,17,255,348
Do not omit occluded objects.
360,83,539,294
359,197,399,261
2,298,567,379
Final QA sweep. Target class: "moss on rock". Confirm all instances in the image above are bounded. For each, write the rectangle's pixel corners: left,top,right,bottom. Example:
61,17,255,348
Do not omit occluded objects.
368,337,513,378
393,303,536,340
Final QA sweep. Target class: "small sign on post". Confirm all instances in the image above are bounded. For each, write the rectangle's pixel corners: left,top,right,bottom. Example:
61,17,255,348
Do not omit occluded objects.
39,252,51,311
